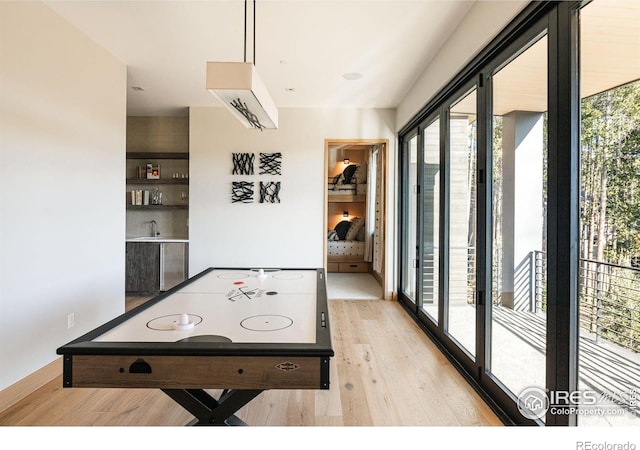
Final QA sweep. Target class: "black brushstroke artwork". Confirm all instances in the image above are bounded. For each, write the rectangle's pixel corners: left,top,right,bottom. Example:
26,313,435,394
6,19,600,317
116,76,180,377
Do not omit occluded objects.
260,181,281,203
232,181,254,203
259,152,282,175
232,153,254,175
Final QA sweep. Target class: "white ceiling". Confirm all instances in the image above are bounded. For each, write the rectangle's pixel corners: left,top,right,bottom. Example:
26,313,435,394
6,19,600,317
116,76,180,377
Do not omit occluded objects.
44,0,476,116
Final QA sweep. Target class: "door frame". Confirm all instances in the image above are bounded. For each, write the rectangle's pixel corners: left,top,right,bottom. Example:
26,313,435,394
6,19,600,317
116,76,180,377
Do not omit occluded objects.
324,138,390,298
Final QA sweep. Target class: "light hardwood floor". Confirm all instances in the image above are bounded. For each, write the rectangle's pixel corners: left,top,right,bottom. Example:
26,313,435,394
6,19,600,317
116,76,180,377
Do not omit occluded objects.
0,299,502,426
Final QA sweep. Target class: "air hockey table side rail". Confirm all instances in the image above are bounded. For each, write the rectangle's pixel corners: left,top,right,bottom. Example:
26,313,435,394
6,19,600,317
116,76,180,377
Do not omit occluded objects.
56,268,334,391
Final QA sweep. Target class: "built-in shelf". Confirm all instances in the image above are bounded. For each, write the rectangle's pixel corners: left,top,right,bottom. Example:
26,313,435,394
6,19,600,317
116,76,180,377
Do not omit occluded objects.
126,151,189,210
126,152,189,160
126,205,188,210
126,178,189,185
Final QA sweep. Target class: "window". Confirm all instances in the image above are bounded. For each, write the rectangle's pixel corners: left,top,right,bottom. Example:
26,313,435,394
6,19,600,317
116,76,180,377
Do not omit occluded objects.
489,34,548,405
420,117,441,323
577,0,640,425
446,88,478,357
400,134,419,303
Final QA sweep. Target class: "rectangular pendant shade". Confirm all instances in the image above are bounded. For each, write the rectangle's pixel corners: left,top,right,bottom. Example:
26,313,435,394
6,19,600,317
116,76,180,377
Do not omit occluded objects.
206,62,278,130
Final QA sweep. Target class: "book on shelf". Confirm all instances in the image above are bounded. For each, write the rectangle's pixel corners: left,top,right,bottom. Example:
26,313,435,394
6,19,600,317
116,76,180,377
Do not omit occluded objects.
130,190,150,206
146,163,160,179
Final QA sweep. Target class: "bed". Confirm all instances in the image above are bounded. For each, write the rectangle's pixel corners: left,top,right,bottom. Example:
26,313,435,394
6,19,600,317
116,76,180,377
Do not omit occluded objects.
327,217,366,257
328,163,367,196
327,240,366,257
327,217,369,273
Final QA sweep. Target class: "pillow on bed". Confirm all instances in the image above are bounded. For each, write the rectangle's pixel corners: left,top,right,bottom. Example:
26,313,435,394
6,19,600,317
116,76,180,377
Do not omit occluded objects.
342,164,358,184
334,220,352,240
345,217,365,241
327,230,339,241
356,225,366,242
354,162,367,183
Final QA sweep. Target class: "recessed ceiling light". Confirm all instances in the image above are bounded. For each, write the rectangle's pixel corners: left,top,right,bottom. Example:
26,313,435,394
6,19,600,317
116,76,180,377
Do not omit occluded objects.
131,86,145,92
343,72,362,81
285,87,296,92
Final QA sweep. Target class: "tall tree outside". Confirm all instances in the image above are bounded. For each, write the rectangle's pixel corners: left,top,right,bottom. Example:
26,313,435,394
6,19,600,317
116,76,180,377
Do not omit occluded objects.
580,80,640,352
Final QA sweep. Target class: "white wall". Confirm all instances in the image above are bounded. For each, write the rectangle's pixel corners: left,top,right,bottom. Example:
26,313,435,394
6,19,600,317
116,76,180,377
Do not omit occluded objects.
0,2,126,390
189,107,396,283
396,0,528,130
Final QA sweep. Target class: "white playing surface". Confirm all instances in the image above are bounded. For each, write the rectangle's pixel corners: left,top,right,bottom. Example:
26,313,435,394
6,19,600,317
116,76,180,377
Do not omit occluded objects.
95,269,319,344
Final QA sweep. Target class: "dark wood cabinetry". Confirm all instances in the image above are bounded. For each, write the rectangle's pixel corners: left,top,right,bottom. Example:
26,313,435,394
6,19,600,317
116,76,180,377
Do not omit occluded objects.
126,242,189,295
126,242,160,294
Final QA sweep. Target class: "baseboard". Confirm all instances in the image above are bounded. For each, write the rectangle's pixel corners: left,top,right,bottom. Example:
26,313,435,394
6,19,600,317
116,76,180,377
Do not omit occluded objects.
370,269,396,301
371,270,382,286
0,358,62,413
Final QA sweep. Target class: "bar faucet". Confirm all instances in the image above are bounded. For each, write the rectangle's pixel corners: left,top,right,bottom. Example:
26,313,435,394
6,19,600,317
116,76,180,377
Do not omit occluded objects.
150,220,158,238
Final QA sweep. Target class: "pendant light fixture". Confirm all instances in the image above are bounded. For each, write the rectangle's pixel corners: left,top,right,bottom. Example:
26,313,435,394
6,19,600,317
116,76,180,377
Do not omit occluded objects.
206,0,278,130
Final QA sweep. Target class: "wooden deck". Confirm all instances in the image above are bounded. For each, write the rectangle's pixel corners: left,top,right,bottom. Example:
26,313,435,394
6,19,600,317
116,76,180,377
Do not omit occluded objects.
492,305,640,425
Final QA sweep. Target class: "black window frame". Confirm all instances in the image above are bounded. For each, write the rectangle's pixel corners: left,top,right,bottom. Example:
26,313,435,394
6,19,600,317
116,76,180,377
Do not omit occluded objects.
397,0,582,426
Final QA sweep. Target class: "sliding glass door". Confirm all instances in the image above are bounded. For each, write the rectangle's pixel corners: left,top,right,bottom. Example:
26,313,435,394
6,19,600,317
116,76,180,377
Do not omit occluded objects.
446,88,478,358
420,116,441,323
397,9,552,424
577,0,640,425
400,133,419,304
396,1,640,425
487,32,548,410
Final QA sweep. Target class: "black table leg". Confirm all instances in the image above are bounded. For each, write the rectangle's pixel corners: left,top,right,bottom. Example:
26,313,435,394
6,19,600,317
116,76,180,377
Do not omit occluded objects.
162,388,263,426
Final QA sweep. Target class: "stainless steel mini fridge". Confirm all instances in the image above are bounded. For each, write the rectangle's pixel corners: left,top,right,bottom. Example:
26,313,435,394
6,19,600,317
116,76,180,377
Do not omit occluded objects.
160,242,188,291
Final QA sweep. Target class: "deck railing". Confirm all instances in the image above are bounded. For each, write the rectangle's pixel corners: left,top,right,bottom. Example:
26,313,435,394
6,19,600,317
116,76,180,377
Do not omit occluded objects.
433,247,640,352
531,251,640,353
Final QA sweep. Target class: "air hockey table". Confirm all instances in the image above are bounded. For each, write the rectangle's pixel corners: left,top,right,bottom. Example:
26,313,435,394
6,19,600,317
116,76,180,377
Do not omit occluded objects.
56,267,334,426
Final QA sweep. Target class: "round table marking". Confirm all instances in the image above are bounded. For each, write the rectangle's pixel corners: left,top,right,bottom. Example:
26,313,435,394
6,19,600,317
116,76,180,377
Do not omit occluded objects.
240,314,293,332
147,314,202,331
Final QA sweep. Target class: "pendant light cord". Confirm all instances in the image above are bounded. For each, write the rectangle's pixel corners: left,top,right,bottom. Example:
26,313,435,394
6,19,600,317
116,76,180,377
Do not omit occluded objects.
243,0,257,65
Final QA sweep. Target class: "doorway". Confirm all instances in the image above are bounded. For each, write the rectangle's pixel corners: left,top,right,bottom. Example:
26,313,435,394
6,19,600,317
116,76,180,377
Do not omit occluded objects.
324,139,388,299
